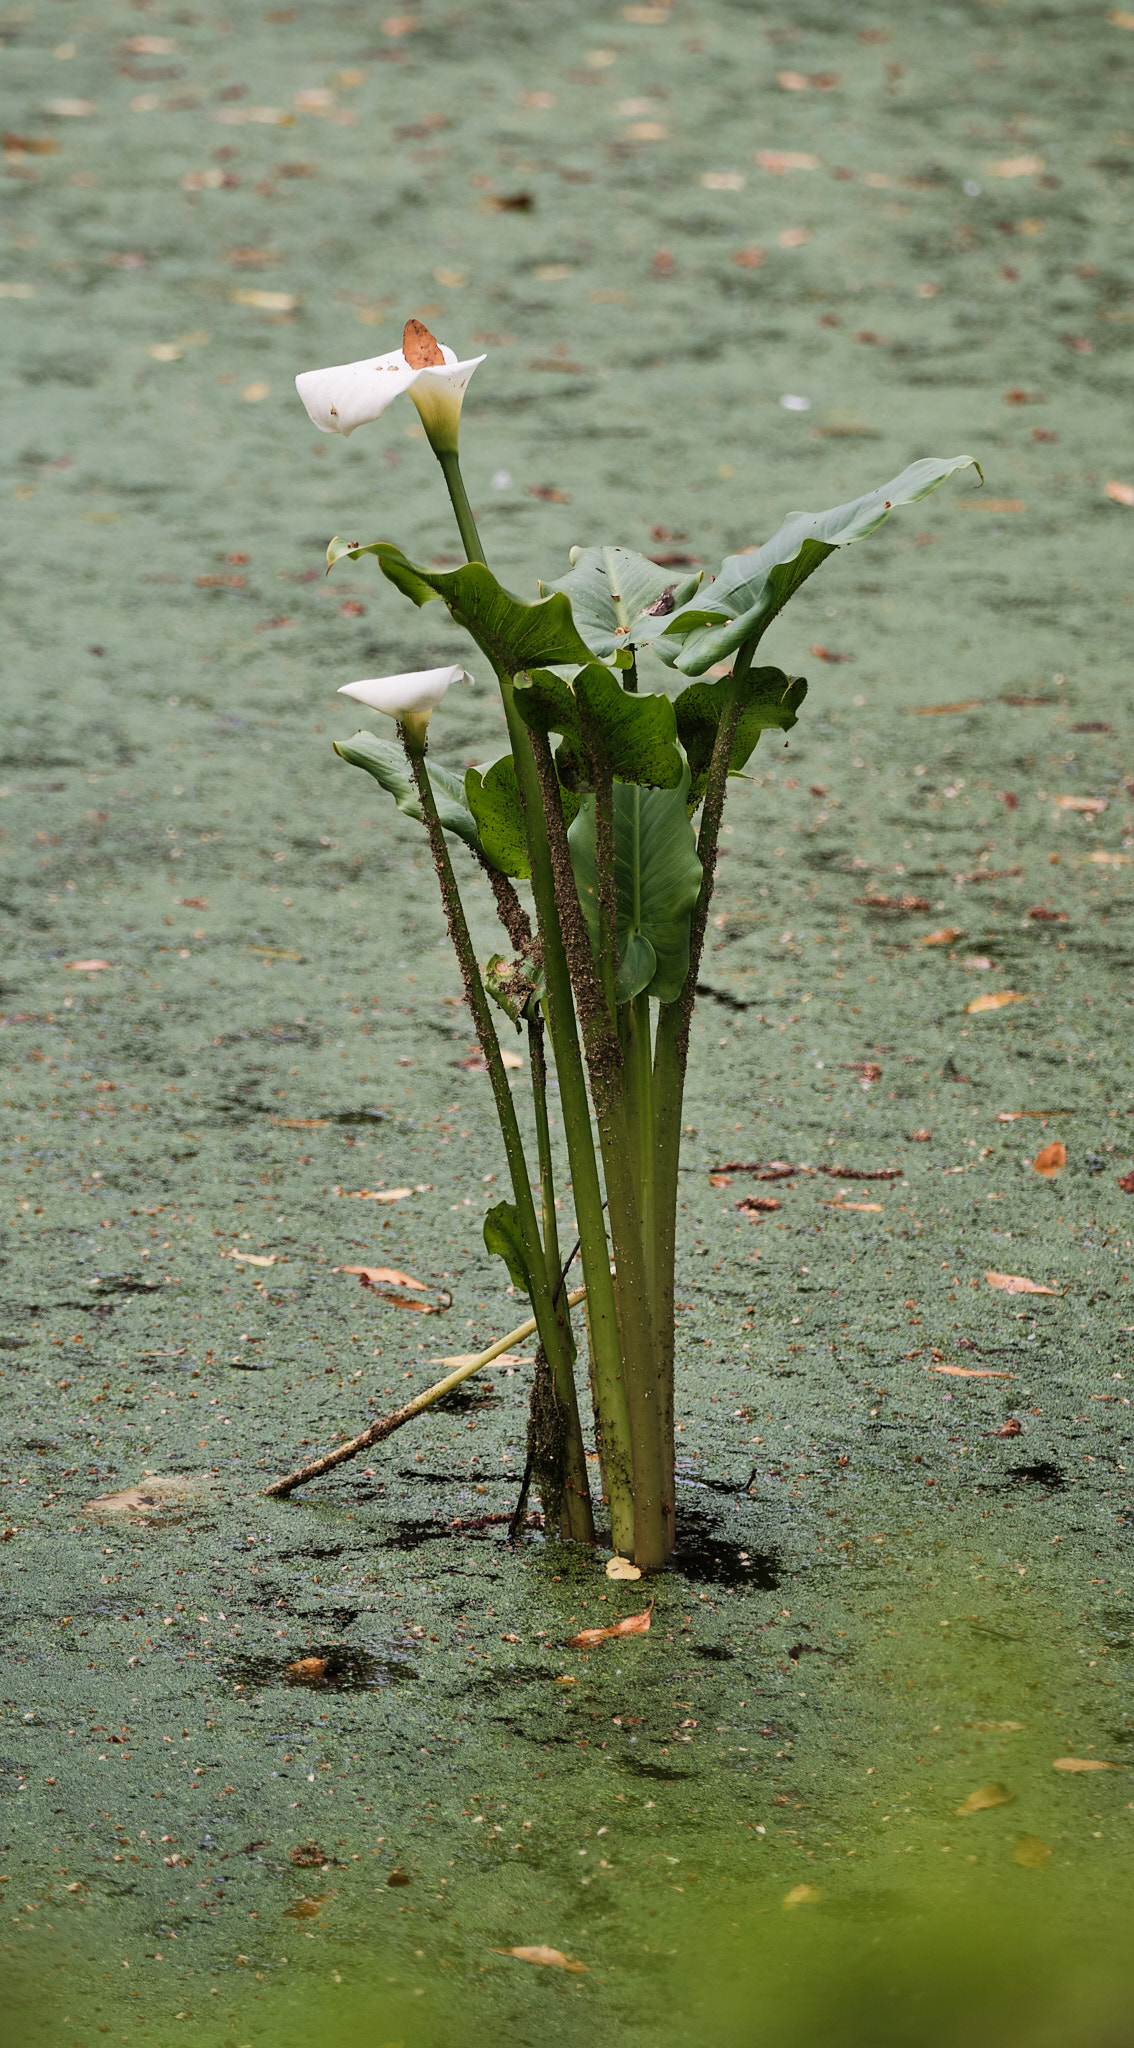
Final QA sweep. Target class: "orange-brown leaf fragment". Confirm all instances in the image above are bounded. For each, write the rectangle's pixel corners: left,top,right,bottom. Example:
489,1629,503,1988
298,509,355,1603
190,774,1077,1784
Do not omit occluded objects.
340,1265,425,1289
403,317,445,367
1032,1141,1066,1178
288,1843,326,1868
566,1599,654,1648
285,1657,328,1682
283,1896,325,1919
986,1270,1059,1295
956,1782,1013,1816
921,926,964,946
497,1945,587,1972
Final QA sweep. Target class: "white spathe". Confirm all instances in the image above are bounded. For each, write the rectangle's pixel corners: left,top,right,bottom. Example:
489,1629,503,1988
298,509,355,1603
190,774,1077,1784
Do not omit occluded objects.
296,342,485,442
338,665,473,744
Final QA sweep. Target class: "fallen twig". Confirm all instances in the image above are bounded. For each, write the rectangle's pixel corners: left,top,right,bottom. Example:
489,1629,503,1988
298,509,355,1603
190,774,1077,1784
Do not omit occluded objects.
264,1286,586,1500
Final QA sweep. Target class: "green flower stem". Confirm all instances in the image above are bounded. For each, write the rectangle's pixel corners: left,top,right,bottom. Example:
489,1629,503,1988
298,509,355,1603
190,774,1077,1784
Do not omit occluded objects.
437,449,486,566
527,1015,563,1297
507,704,636,1558
408,740,594,1542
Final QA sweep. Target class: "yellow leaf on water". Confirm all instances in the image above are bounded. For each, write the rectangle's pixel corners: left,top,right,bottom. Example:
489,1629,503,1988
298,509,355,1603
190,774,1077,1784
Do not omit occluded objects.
783,1884,821,1908
242,380,271,402
606,1556,643,1581
1014,1835,1052,1870
966,990,1028,1013
431,1351,532,1369
823,1199,884,1212
754,149,821,172
986,153,1045,177
956,1782,1013,1816
1054,794,1107,812
1105,479,1134,503
921,926,964,946
566,1600,654,1648
335,1187,413,1203
1051,1757,1117,1772
230,288,299,312
1032,1141,1066,1178
497,1946,587,1972
910,700,983,714
1109,9,1134,26
986,1270,1059,1296
226,1250,276,1267
65,958,113,972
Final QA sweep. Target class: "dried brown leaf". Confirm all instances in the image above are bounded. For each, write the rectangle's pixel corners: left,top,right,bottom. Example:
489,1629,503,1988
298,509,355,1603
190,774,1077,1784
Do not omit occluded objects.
565,1599,654,1648
1051,1757,1117,1772
921,926,964,946
402,316,445,367
986,1270,1059,1296
931,1364,1014,1378
339,1264,425,1289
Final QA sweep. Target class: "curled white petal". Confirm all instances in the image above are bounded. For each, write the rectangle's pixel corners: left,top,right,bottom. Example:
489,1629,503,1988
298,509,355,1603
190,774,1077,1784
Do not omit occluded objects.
296,343,486,439
337,665,473,722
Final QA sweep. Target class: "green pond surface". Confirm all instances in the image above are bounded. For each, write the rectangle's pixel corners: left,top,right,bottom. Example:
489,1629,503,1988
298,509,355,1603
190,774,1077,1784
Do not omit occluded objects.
1,0,1133,2041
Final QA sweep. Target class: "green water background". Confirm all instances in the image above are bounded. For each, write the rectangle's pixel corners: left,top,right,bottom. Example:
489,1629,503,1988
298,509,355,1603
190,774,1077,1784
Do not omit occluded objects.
1,0,1133,2041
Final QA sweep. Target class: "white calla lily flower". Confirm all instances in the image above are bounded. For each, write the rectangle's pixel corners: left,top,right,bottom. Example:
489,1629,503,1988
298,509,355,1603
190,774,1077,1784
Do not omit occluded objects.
338,664,473,751
296,319,485,454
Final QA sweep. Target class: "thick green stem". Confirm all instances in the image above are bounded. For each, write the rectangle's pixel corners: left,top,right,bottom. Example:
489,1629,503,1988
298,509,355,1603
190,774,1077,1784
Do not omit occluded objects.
527,1016,563,1297
651,634,758,1523
510,713,636,1557
410,744,593,1543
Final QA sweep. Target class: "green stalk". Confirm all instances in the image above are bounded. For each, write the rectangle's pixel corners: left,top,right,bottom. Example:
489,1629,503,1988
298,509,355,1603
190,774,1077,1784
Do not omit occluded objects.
409,743,593,1542
429,449,632,1547
651,631,759,1522
527,1015,563,1296
436,448,486,565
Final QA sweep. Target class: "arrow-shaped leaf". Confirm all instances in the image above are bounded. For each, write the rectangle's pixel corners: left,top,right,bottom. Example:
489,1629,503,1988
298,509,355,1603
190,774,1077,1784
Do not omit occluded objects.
674,667,809,808
514,663,684,789
333,731,480,849
645,455,981,675
327,539,596,675
568,760,703,1004
464,755,530,880
483,1199,532,1296
538,545,704,659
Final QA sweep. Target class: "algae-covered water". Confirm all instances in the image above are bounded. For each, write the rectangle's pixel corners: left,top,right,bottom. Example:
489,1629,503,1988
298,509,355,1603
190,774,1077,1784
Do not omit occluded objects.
2,0,1133,2041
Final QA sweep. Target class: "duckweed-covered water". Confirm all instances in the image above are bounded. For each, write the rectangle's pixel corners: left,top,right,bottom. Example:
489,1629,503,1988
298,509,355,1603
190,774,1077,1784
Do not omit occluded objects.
2,0,1132,2041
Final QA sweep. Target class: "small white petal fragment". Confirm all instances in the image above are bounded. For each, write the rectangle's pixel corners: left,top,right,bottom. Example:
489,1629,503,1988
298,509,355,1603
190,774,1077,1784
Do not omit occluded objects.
779,394,811,411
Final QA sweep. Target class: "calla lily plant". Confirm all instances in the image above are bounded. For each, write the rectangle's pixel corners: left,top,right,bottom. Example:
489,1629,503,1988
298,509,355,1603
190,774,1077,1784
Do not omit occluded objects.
290,316,980,1568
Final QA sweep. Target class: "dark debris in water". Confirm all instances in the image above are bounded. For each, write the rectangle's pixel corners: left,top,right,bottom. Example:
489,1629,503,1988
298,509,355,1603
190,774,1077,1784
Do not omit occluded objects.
222,1643,418,1692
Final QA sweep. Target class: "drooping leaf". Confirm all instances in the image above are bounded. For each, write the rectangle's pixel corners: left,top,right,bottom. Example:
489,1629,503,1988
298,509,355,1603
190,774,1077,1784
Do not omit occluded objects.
327,539,596,674
486,952,544,1029
538,545,703,659
464,755,530,879
483,1199,532,1296
514,663,684,789
333,730,480,850
645,456,982,675
568,759,702,1003
673,666,808,807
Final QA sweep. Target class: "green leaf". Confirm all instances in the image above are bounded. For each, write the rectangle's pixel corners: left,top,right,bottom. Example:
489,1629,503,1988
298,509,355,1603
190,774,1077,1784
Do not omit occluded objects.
327,540,596,675
674,667,809,808
538,545,704,659
333,731,480,850
514,663,684,789
568,760,703,1003
464,755,530,880
483,1199,532,1296
646,455,982,675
